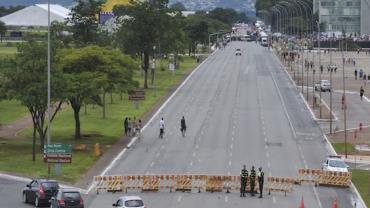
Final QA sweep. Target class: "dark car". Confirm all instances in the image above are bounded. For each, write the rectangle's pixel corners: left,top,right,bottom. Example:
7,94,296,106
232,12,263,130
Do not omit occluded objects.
50,188,84,208
22,179,59,207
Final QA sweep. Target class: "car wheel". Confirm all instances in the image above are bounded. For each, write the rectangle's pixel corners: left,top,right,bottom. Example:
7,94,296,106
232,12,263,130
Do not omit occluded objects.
22,193,28,203
35,197,40,207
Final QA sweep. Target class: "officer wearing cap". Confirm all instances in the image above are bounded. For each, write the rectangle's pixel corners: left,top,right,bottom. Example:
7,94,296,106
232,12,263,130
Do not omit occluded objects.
240,165,248,197
250,166,256,196
257,167,265,198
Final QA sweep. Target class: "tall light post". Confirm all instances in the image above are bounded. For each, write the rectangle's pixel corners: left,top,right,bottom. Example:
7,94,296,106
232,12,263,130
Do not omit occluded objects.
341,25,348,158
318,20,323,118
47,0,51,177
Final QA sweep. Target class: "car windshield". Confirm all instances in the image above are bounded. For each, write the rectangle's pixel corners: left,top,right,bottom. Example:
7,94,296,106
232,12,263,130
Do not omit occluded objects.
63,192,80,199
329,160,347,168
41,182,58,188
125,200,144,207
236,49,241,51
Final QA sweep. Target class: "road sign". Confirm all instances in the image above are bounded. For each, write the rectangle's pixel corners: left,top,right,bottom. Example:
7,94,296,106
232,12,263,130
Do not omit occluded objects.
129,90,145,101
44,154,72,163
44,144,72,154
44,143,72,163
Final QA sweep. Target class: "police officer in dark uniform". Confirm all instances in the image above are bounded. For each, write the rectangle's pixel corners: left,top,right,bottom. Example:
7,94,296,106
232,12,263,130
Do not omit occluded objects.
240,165,248,197
250,166,256,196
257,167,265,198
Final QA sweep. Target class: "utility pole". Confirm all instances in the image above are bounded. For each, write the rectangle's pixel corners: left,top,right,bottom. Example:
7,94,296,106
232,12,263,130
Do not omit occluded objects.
341,26,348,158
329,34,333,135
318,21,322,119
47,0,51,177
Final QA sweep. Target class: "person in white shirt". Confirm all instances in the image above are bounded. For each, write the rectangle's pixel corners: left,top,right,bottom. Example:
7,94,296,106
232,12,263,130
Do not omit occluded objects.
159,117,165,139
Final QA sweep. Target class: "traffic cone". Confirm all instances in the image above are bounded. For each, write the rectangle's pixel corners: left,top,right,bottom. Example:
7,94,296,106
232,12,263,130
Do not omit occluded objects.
300,196,304,208
332,198,338,208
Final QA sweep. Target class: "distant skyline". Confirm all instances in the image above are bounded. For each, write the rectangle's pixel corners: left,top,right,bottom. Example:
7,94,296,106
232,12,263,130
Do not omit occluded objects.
0,0,255,13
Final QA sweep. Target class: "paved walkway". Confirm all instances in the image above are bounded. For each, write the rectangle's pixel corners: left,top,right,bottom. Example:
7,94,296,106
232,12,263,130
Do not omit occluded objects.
0,115,31,139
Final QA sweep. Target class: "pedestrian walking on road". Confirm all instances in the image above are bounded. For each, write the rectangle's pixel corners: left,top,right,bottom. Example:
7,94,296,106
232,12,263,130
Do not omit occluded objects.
240,165,248,197
124,117,128,136
355,69,358,80
360,86,365,101
180,116,186,137
250,166,256,196
128,117,132,136
159,117,165,139
257,167,265,198
320,65,323,74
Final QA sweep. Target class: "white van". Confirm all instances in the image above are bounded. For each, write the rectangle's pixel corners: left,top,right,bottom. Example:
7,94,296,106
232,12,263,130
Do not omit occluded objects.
261,37,268,46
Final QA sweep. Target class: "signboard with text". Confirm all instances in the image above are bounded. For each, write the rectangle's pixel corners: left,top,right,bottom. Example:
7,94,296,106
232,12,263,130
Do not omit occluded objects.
44,144,72,163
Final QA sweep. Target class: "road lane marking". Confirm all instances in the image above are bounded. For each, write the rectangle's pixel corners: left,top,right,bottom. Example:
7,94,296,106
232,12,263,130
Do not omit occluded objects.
225,196,228,203
177,196,182,202
229,161,232,166
230,144,233,149
190,161,193,166
150,162,154,167
267,162,271,168
88,49,215,193
266,152,270,158
273,196,276,204
229,152,233,157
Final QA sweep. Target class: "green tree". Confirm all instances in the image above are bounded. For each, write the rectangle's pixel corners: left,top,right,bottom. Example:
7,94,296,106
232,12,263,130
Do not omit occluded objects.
114,0,177,88
67,0,105,46
0,21,7,42
2,41,65,160
56,45,137,139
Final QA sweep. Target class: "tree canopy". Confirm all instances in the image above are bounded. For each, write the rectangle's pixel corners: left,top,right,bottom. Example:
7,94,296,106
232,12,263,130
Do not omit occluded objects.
56,45,138,139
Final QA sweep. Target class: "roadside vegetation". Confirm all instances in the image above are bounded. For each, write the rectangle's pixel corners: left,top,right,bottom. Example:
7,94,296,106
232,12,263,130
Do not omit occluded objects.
0,0,246,182
351,169,370,207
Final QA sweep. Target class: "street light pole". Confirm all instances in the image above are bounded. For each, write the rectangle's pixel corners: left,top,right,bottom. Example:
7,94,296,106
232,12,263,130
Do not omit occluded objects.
47,0,51,177
318,20,322,119
341,28,348,158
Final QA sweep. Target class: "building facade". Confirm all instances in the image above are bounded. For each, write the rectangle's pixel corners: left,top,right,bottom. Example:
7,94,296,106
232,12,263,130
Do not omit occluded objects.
314,0,361,35
361,0,370,35
314,0,370,35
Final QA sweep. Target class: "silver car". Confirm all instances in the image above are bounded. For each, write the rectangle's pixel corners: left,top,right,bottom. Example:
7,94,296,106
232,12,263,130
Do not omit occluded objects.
315,80,331,92
112,196,146,208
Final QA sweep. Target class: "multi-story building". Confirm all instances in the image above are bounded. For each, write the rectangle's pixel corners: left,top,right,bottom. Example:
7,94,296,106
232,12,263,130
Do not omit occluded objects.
314,0,370,35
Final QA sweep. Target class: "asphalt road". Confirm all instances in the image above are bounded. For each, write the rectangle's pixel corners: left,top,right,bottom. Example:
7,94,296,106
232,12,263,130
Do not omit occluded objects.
84,42,363,208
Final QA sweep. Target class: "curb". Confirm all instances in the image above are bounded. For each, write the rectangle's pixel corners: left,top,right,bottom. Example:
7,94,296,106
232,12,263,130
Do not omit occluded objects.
273,50,367,208
0,173,88,194
86,50,218,194
273,52,338,122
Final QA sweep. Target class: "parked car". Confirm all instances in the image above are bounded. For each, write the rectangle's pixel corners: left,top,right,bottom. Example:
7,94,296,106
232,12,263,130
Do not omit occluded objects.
22,179,59,207
235,48,242,56
322,155,349,172
50,188,84,208
315,80,331,92
112,196,146,208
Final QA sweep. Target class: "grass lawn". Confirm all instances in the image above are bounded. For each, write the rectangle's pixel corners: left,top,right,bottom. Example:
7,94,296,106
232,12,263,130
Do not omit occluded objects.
0,138,98,183
0,100,28,124
332,142,356,154
0,45,17,59
352,169,370,207
2,56,197,183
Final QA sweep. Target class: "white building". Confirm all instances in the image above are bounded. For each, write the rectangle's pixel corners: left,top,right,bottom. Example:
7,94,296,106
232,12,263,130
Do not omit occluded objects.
0,4,70,27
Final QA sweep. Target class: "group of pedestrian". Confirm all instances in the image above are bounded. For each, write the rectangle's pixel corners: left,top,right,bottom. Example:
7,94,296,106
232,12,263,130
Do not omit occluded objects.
124,117,142,137
158,116,187,139
343,57,356,66
240,165,264,198
304,60,314,71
